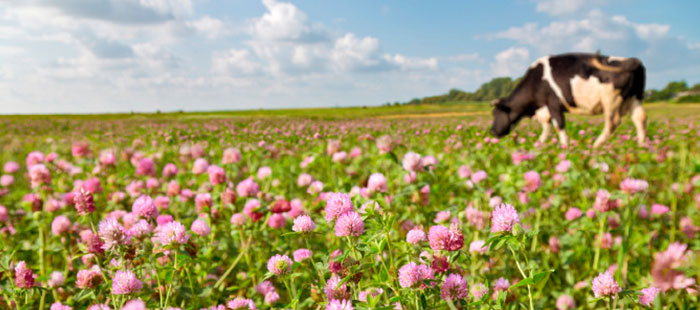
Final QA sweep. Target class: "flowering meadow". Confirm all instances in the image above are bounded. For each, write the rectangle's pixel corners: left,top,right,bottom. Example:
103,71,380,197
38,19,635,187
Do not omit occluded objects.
0,110,699,310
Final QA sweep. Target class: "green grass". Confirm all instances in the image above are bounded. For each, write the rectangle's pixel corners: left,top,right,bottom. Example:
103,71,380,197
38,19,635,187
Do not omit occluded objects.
1,101,699,121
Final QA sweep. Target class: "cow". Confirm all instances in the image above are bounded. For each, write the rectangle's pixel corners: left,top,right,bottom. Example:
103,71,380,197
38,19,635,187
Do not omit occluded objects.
490,53,646,148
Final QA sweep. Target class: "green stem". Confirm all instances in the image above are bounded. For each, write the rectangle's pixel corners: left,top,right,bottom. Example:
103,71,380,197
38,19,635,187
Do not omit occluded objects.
509,245,534,310
593,215,606,271
185,268,197,301
670,192,677,243
214,250,245,289
529,209,541,253
283,277,297,310
305,238,326,287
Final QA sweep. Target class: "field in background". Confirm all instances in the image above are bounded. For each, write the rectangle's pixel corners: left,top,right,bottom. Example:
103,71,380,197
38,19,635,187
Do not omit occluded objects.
2,102,699,121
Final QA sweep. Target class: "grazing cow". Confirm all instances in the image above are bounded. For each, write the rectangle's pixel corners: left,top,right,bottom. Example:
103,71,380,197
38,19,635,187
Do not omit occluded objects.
490,53,646,148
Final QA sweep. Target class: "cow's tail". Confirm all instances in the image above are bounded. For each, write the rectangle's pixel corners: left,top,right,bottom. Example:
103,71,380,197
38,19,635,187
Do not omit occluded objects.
590,56,641,73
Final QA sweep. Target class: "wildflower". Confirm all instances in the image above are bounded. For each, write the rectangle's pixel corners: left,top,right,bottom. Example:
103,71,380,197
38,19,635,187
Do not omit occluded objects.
421,155,438,168
191,219,211,236
51,215,71,236
128,219,153,238
458,165,471,178
325,193,354,222
398,262,434,288
222,148,242,164
270,199,291,213
565,208,582,221
207,165,226,185
434,211,451,223
428,224,463,251
122,299,146,310
195,193,213,211
14,261,34,288
556,160,572,173
591,271,621,298
227,298,257,310
376,135,394,153
293,249,312,262
192,158,209,174
154,221,190,246
231,213,246,226
441,273,469,300
335,212,364,237
76,266,102,289
652,242,695,291
367,173,388,193
556,295,575,310
326,299,353,310
325,274,351,300
471,283,488,299
598,232,613,249
74,188,96,215
638,287,659,306
257,166,272,179
132,195,158,219
162,163,178,177
221,188,236,205
650,203,669,215
267,254,292,276
465,206,487,229
236,178,259,198
471,170,487,184
136,158,155,176
48,271,65,288
491,204,520,233
358,288,383,302
469,240,488,254
267,213,287,228
29,164,51,186
402,152,423,172
549,236,560,253
292,215,316,233
51,302,72,310
112,270,142,295
98,217,129,250
406,228,426,244
620,178,649,194
523,171,541,192
3,161,20,173
243,199,263,222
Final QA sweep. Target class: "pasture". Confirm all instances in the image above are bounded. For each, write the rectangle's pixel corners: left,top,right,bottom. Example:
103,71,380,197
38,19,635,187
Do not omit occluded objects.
0,102,699,310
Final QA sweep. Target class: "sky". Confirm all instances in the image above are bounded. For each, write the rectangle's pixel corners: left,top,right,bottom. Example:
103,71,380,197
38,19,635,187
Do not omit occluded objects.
1,0,699,114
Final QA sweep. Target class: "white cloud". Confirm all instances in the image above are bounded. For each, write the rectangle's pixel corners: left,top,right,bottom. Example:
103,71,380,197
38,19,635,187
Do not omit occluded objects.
491,47,530,76
485,9,685,57
535,0,588,16
330,33,383,71
187,16,225,39
251,0,329,43
0,46,23,56
212,49,260,75
534,0,610,16
384,54,438,71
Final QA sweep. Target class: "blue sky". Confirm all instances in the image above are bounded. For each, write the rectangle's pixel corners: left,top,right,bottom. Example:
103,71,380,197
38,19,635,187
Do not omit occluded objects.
1,0,699,114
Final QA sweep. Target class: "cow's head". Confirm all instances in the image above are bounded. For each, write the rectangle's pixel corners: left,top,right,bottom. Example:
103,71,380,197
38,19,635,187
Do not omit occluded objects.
490,98,512,137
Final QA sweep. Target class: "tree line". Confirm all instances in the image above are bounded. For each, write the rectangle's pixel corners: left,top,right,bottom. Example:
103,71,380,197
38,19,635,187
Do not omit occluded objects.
385,77,700,106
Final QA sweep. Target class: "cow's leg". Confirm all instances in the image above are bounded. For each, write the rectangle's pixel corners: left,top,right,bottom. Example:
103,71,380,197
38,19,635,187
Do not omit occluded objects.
534,106,551,144
630,99,647,145
548,99,568,148
593,95,623,148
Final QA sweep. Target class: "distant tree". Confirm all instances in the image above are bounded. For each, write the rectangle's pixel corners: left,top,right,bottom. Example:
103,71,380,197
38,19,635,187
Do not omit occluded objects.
676,95,700,103
646,80,689,102
690,83,700,92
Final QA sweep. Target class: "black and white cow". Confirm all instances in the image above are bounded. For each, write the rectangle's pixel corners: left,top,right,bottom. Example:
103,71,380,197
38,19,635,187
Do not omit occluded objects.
490,53,646,148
